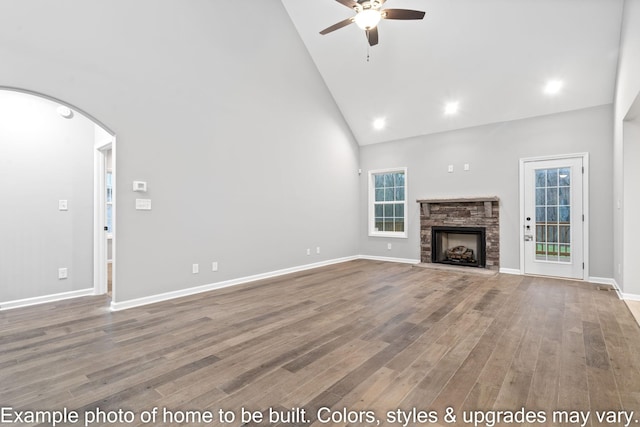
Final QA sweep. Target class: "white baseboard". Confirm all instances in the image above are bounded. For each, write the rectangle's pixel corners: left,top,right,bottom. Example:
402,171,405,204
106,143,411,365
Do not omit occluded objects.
622,292,640,301
110,256,360,311
0,288,95,311
357,255,420,264
499,268,522,275
588,276,621,295
111,255,423,311
0,255,417,313
494,269,622,297
588,276,616,285
611,279,622,299
589,276,621,299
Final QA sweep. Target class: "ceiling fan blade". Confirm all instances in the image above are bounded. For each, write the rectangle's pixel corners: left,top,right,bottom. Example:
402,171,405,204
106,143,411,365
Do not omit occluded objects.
382,9,426,20
319,17,355,35
366,27,379,46
335,0,358,9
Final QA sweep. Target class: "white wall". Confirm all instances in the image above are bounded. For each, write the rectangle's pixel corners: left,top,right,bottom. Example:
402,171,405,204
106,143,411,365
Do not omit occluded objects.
614,0,640,295
359,105,614,278
0,1,360,305
622,116,640,295
0,91,95,302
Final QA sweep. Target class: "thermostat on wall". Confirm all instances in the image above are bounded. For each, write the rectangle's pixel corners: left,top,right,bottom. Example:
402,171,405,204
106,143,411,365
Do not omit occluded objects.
133,181,147,192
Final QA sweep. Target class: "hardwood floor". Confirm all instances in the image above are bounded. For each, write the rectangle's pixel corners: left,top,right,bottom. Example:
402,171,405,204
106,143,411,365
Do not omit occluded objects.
624,300,640,327
1,259,640,426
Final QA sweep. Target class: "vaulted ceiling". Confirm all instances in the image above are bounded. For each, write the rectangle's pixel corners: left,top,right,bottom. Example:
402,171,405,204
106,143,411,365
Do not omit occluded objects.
281,0,624,145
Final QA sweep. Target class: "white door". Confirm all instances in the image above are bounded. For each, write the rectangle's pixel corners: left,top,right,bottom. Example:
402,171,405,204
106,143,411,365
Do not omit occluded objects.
105,149,114,295
94,140,115,297
523,157,584,279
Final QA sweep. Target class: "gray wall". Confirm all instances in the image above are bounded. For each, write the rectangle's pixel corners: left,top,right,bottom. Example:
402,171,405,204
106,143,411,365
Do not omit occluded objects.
623,117,640,294
0,91,95,302
359,105,613,278
0,0,360,304
614,0,640,295
0,1,621,308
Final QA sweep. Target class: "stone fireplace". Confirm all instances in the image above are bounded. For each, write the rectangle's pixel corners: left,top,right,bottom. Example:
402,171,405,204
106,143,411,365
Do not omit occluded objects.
417,197,499,270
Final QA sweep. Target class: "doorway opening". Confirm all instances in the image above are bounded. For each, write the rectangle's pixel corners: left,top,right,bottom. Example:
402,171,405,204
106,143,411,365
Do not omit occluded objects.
0,87,116,307
95,140,116,298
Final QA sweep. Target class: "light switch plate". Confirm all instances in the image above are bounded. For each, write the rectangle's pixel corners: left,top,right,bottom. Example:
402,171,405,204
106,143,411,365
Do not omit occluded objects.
59,200,68,211
447,165,454,173
135,199,152,210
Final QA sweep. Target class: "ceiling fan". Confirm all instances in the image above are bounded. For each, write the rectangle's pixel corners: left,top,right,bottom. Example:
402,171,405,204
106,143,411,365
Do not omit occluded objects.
319,0,425,46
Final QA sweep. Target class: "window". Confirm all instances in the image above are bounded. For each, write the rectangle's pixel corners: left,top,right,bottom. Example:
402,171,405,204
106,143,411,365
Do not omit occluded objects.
535,167,571,262
106,170,113,235
369,168,407,238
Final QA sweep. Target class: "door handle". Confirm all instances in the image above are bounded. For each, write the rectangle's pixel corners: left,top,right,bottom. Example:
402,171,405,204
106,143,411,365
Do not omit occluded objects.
524,235,533,241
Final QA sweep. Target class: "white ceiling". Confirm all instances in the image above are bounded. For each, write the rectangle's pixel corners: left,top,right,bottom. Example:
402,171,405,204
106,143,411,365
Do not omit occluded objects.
280,0,624,145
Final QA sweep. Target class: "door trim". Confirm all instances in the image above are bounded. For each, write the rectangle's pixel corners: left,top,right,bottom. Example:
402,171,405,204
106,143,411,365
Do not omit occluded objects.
518,152,589,280
94,137,116,297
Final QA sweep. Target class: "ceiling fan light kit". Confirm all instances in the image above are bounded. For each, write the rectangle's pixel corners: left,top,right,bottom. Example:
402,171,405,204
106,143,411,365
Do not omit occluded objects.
354,9,382,30
319,0,426,46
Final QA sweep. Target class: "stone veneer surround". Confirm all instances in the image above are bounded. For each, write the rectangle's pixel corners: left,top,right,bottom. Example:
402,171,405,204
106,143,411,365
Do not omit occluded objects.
417,197,500,270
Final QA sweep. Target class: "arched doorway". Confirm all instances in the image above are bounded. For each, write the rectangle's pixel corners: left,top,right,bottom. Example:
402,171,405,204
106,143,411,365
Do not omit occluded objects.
0,87,116,308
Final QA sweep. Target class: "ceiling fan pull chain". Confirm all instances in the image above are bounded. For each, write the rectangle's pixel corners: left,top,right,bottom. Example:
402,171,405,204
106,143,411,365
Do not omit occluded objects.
366,31,370,62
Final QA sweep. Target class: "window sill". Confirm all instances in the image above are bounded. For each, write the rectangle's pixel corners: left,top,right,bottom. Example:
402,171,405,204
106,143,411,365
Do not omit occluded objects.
368,232,408,239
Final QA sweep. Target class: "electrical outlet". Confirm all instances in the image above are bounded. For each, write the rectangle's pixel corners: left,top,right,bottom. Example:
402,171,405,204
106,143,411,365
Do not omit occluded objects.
387,243,392,250
306,248,311,256
316,247,320,254
58,268,68,279
212,262,218,272
58,200,68,211
447,165,454,173
192,263,199,274
464,163,470,171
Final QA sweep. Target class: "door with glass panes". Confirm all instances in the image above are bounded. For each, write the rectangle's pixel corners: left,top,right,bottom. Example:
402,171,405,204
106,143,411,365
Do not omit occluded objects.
523,157,584,279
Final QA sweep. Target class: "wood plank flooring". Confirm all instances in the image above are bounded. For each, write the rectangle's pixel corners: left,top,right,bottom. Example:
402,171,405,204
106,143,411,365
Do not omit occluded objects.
1,260,640,426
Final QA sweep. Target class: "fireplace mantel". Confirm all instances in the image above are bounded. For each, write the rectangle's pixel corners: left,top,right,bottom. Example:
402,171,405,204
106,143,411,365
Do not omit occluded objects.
417,197,499,218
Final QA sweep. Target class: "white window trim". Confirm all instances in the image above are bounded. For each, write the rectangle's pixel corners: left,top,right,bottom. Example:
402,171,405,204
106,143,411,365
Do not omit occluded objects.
368,167,408,238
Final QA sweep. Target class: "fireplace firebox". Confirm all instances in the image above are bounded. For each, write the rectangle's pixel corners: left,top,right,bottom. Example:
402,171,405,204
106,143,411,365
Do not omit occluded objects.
431,226,486,268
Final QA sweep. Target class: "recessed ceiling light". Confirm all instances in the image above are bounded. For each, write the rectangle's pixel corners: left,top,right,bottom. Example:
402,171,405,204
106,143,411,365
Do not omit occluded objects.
544,80,563,95
373,118,386,130
444,102,459,115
